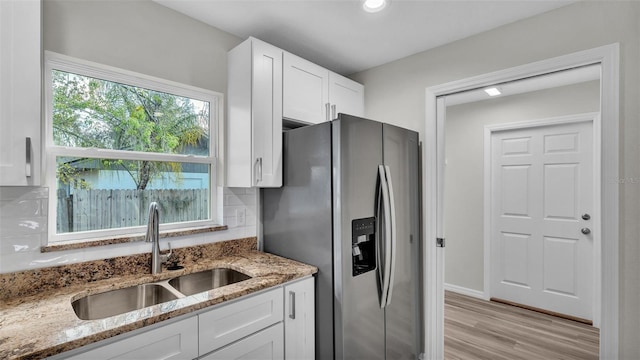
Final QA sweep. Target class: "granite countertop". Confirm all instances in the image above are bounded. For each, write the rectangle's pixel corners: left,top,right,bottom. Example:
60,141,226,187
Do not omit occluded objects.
0,238,317,360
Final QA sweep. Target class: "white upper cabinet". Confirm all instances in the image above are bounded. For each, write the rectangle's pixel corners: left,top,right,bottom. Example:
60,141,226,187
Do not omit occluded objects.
328,72,364,120
227,37,364,187
283,52,364,125
227,37,283,188
283,53,329,124
0,0,41,186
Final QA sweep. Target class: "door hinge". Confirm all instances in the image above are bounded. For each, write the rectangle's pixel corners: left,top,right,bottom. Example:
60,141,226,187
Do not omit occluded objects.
436,237,445,248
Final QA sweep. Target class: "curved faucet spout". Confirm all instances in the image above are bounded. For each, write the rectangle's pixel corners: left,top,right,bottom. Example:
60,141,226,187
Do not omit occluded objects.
146,202,161,274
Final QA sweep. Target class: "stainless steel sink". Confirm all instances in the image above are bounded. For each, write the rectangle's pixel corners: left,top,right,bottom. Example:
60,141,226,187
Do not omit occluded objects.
72,284,179,320
71,268,252,320
168,268,251,296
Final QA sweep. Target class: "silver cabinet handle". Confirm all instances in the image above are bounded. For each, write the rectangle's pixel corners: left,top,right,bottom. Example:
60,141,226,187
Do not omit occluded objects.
255,157,263,184
288,291,296,319
331,104,336,119
581,228,591,235
25,137,32,177
325,103,330,122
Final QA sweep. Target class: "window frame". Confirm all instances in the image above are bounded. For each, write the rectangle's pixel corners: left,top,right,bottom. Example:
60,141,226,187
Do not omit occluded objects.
44,51,224,243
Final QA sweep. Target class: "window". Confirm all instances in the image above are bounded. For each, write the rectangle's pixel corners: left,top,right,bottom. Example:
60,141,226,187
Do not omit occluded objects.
45,52,222,243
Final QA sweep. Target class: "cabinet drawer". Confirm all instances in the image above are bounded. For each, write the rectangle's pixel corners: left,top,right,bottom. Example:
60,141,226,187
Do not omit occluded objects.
199,323,284,360
63,316,198,360
199,287,283,355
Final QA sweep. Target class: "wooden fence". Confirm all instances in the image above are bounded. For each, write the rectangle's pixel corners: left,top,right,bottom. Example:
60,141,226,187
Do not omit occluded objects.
56,189,209,233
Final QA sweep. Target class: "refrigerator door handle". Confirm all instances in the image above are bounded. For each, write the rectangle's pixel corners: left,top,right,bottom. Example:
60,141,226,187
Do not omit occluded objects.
376,170,384,306
377,165,392,308
384,165,397,306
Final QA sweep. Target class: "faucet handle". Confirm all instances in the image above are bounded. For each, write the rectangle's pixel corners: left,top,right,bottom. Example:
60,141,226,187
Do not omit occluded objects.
160,242,173,264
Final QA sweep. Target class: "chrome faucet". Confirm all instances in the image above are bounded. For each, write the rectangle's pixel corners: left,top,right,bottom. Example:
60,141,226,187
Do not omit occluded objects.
145,202,170,274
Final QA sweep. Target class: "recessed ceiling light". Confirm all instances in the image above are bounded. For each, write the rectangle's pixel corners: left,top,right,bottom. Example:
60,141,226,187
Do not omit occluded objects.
363,0,387,13
484,87,502,97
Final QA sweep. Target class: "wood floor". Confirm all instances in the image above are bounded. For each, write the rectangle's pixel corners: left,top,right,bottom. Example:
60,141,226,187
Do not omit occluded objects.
444,291,599,360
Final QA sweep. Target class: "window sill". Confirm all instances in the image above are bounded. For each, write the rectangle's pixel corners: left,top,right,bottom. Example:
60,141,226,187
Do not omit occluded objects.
41,225,229,253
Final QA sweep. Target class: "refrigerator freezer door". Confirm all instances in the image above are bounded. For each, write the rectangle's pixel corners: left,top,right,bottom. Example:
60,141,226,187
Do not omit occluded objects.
382,124,421,360
333,116,385,359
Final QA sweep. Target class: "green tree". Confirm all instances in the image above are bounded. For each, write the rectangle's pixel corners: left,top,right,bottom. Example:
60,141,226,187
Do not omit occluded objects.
52,70,210,190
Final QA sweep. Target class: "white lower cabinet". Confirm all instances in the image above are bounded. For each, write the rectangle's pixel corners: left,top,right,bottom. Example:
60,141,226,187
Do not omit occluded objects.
284,278,315,360
199,323,284,360
198,287,283,355
62,317,199,360
57,277,314,360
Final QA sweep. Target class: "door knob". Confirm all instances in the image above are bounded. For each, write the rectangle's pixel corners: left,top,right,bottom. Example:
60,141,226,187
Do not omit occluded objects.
581,228,591,235
582,213,591,220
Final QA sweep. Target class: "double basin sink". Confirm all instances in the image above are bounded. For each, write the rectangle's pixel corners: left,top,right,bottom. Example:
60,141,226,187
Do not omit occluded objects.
72,268,251,320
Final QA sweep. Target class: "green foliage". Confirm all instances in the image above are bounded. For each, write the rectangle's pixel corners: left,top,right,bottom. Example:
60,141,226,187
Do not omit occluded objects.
56,162,91,190
52,70,210,190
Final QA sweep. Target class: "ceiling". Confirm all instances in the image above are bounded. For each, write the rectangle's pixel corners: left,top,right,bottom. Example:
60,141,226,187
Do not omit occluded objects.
154,0,577,75
445,64,601,106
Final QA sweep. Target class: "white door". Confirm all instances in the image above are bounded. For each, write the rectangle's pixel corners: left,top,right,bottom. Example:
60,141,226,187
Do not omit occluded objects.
490,119,594,321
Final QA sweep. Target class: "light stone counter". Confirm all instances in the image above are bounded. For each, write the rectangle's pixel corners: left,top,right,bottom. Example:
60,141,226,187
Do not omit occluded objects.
0,238,317,359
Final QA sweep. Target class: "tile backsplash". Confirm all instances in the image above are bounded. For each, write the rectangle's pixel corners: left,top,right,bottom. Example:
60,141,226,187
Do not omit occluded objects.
0,186,258,273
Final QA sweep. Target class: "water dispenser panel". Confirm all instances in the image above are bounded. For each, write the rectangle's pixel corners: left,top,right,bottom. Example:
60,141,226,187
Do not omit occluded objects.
352,217,376,276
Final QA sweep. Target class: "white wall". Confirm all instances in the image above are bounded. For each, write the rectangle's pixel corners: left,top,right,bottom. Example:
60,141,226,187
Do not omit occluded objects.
0,0,253,273
351,2,639,357
43,0,241,94
444,80,600,292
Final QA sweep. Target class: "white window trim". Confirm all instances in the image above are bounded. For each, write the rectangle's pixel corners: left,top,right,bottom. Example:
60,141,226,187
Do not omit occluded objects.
44,51,224,243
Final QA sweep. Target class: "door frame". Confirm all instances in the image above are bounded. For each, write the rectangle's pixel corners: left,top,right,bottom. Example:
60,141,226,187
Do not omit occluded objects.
483,113,601,327
423,43,619,359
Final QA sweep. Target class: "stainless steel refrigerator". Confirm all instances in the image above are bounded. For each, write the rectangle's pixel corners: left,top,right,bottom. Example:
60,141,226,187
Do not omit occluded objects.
263,114,422,360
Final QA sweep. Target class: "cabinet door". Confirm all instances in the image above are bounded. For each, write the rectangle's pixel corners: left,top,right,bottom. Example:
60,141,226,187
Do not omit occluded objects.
199,287,283,355
0,0,41,185
328,72,364,119
283,52,328,124
252,39,283,187
227,37,282,188
284,277,315,360
64,317,198,360
200,323,284,360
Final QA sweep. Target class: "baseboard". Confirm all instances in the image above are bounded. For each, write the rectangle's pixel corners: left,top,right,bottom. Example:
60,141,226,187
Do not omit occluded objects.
444,283,486,299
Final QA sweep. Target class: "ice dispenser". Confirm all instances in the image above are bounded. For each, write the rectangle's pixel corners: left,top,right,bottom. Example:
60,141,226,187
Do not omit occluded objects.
352,217,376,276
